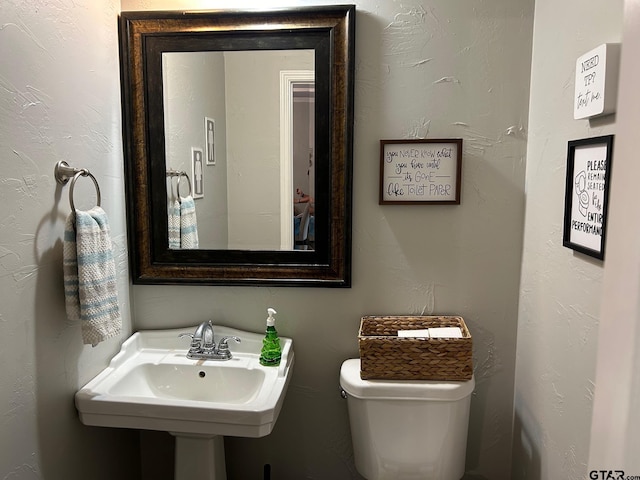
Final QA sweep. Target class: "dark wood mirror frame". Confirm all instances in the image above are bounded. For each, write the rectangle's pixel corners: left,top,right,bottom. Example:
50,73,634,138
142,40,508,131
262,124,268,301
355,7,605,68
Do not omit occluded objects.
118,6,354,286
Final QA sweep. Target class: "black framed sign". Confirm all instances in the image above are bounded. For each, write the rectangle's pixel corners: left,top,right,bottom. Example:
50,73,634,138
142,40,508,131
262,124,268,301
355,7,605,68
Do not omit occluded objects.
379,139,462,204
563,135,614,260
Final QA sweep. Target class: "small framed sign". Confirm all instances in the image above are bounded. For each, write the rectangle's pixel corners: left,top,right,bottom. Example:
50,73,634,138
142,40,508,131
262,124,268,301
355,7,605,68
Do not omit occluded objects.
573,43,620,120
562,135,614,260
380,139,462,205
191,147,204,199
205,117,215,165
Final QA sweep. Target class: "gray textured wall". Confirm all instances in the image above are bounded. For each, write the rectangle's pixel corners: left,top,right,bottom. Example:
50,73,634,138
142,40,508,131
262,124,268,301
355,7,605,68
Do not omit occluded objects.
125,1,535,478
513,0,623,479
0,1,138,478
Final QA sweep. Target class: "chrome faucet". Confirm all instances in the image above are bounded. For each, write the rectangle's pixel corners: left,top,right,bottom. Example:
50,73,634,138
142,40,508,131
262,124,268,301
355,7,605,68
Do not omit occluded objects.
179,320,241,360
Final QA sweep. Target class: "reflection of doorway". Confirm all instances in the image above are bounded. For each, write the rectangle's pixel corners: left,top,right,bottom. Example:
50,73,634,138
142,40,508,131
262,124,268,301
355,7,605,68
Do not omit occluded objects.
280,70,315,249
292,83,315,204
292,83,315,250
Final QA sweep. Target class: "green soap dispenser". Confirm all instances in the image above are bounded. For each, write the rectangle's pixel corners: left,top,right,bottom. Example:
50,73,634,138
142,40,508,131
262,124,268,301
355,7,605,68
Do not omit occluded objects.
259,307,282,366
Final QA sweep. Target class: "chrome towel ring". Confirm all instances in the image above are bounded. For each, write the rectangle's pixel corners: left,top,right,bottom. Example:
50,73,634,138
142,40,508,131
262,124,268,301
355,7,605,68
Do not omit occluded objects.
166,169,192,201
177,172,192,198
54,160,102,211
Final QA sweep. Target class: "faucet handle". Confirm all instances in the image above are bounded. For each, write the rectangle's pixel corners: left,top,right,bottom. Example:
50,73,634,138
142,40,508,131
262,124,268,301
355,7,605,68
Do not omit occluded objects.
217,336,241,357
179,332,200,349
218,336,241,347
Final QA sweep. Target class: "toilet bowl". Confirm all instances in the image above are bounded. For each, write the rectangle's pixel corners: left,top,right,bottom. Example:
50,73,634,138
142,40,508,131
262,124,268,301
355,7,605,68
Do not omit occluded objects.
340,358,474,480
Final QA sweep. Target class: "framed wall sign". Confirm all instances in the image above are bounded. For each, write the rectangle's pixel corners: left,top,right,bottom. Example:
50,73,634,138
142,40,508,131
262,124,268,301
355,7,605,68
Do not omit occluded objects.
205,117,215,165
563,135,614,260
191,147,204,199
379,139,462,204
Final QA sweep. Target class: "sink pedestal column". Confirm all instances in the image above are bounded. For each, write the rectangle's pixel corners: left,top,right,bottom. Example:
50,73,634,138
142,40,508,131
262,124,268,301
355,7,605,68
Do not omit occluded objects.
172,433,226,480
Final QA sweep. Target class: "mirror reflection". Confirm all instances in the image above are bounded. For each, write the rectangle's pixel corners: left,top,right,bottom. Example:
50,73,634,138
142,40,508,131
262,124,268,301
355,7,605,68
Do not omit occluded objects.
162,50,316,251
119,6,354,286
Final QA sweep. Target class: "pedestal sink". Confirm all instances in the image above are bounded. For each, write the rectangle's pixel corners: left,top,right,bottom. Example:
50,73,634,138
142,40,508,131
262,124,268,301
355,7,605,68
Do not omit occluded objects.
75,325,294,480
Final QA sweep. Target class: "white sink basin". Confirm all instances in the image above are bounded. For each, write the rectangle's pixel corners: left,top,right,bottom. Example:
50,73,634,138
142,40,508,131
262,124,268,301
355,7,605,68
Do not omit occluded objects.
108,363,266,404
75,325,294,438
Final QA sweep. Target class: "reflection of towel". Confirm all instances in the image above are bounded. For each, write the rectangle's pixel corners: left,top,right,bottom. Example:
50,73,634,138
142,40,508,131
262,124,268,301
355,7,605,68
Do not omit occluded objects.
63,207,121,346
168,199,180,249
180,196,199,249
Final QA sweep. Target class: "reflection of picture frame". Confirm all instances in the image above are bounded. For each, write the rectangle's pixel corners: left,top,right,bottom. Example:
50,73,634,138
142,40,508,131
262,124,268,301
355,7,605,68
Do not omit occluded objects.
563,135,614,260
204,117,215,165
191,147,204,199
379,139,462,205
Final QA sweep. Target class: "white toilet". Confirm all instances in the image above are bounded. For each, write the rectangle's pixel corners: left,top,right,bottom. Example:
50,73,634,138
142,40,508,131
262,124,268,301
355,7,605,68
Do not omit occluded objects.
340,358,475,480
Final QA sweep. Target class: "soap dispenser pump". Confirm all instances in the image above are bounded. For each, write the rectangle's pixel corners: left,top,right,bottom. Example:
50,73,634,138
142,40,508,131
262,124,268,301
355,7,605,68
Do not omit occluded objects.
260,308,282,366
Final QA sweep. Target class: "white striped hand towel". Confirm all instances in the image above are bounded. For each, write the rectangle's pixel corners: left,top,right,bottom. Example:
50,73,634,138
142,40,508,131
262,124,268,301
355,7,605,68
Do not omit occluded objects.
168,199,181,249
63,207,122,346
180,195,199,249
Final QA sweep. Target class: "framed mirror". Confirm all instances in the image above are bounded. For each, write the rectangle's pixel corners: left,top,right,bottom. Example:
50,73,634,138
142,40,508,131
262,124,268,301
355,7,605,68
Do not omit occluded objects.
119,6,354,286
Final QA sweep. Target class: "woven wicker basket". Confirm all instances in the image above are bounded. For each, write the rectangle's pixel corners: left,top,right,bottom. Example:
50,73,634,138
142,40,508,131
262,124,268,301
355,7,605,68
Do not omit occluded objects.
358,315,473,381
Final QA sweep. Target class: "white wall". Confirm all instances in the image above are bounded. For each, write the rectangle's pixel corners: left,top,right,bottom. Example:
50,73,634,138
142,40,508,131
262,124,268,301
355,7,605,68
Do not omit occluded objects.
513,0,623,479
125,1,534,479
0,1,139,478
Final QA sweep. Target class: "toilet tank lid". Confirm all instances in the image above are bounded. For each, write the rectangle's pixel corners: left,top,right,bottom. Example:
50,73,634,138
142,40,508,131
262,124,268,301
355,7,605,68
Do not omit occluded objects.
340,359,475,401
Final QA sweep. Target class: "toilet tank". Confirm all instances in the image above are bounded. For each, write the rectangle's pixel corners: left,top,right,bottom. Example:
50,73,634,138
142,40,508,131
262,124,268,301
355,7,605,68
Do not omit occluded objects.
340,359,474,480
